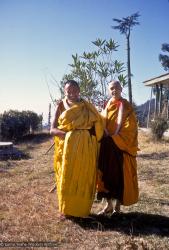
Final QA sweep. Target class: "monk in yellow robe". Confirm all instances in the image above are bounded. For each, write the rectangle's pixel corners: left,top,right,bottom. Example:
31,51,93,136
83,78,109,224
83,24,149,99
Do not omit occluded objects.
97,80,139,215
50,80,103,218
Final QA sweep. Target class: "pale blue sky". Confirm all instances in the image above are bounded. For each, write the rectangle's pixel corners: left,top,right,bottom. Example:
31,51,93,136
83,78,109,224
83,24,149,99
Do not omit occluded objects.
0,0,169,122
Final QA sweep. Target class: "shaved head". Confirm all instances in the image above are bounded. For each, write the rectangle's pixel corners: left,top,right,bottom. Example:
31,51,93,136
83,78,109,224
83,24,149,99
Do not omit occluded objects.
108,80,122,90
108,80,122,100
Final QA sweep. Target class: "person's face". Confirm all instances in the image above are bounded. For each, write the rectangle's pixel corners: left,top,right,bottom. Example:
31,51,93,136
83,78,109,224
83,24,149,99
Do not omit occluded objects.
108,81,122,100
64,83,80,102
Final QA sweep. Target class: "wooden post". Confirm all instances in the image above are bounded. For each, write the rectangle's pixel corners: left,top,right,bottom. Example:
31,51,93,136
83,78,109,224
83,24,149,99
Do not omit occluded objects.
0,119,1,141
159,84,163,115
147,87,153,128
48,103,51,131
154,84,159,118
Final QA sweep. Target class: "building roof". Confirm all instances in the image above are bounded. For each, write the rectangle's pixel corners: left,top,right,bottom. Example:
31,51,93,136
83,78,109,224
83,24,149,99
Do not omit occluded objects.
143,73,169,86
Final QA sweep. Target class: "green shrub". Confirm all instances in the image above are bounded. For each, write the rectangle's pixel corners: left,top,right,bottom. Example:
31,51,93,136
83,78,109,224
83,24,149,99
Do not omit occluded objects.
150,117,168,140
1,110,43,141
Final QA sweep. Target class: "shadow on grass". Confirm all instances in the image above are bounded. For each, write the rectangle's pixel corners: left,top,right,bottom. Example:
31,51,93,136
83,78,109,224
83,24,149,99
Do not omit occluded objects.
0,133,53,162
19,132,52,144
71,212,169,237
0,147,30,161
138,151,169,160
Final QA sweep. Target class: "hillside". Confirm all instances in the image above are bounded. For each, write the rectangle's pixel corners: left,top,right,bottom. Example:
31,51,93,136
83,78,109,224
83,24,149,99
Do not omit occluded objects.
0,131,169,249
136,99,155,127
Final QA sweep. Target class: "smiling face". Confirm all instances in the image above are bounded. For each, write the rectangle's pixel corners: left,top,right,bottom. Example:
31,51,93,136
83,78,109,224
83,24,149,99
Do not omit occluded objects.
64,83,80,102
108,80,122,100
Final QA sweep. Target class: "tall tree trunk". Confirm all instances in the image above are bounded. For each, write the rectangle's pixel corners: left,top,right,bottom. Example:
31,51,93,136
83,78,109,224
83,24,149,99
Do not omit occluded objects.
127,34,132,104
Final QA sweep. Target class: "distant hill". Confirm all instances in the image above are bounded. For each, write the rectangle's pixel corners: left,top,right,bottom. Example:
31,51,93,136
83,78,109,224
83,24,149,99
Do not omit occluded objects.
136,99,155,127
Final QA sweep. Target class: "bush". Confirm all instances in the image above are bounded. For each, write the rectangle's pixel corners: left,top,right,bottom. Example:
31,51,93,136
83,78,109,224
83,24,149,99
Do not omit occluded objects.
150,117,168,140
1,110,43,141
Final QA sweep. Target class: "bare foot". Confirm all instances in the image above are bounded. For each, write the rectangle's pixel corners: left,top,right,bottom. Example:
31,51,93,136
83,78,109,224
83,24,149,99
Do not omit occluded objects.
97,203,113,215
113,200,121,214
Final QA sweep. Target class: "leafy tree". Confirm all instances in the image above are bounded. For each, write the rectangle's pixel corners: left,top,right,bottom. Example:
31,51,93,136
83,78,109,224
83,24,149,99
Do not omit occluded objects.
61,38,126,109
111,12,140,104
159,43,169,71
155,43,169,120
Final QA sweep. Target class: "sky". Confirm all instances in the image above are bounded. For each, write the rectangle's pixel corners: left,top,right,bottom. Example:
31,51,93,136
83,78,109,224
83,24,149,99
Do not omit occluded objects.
0,0,169,123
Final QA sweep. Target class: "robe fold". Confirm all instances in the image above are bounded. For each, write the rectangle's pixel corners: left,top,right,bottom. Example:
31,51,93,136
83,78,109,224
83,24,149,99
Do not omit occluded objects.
54,99,103,217
97,98,139,206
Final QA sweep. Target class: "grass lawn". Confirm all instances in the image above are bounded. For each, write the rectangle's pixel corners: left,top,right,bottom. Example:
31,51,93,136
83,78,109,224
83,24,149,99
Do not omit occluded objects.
0,130,169,249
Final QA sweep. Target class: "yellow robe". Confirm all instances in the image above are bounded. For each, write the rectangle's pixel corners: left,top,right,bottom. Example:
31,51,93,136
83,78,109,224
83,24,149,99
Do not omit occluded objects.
98,98,139,205
54,99,103,217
